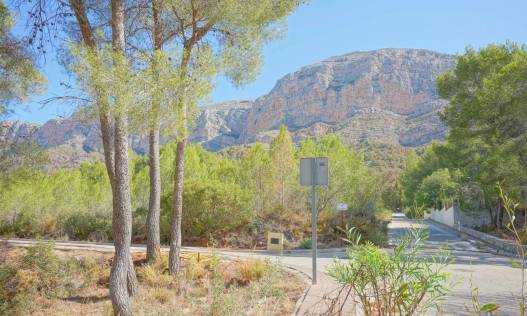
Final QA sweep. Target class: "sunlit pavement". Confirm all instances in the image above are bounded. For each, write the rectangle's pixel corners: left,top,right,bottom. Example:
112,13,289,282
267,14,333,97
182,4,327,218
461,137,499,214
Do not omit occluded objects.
390,213,523,315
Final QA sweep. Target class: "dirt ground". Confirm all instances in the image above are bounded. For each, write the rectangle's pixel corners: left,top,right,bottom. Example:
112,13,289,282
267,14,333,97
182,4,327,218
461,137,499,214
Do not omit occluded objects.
0,242,306,316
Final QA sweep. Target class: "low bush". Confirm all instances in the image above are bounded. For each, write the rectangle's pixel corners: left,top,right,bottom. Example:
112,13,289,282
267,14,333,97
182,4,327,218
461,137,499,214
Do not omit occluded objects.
0,241,84,314
327,227,453,315
238,259,266,283
298,238,312,249
137,264,171,288
404,202,426,219
63,211,112,241
349,216,389,246
160,179,253,242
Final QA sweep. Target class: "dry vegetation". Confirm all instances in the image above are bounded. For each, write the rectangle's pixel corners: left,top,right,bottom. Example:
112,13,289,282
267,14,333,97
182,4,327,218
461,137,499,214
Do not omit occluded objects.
0,241,305,315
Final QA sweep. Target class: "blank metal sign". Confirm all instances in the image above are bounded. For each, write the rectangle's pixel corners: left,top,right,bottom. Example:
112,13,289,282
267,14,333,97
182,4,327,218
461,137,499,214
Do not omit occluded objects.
300,157,329,186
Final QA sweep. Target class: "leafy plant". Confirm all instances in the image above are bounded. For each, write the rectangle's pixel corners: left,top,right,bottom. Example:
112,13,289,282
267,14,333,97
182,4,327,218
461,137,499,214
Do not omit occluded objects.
298,238,312,249
498,184,525,315
404,202,426,219
327,227,453,315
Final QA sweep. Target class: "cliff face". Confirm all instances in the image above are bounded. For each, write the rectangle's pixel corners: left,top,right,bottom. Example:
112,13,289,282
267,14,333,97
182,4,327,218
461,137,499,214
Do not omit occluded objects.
243,48,455,146
1,48,456,168
190,100,252,151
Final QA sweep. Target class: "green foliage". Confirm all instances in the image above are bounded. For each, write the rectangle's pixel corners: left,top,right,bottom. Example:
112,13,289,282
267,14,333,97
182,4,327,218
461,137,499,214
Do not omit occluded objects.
0,162,112,240
161,179,253,240
404,202,426,219
270,125,296,207
415,168,460,209
0,0,45,116
298,238,312,249
327,228,452,316
0,132,386,246
399,43,527,229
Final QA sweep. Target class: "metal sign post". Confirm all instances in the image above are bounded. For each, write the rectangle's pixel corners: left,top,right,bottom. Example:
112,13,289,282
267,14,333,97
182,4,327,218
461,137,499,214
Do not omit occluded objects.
300,157,328,285
337,203,348,248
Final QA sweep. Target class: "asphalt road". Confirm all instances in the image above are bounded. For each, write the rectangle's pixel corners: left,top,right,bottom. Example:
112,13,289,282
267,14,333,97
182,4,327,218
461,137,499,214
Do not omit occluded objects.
389,213,524,315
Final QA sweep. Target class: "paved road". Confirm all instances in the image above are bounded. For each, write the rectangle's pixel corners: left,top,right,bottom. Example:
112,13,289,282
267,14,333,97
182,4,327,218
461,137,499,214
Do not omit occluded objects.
390,213,523,315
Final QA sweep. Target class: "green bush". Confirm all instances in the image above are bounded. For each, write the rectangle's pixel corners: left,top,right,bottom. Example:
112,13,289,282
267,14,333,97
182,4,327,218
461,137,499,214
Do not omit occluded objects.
404,202,426,219
160,179,253,242
63,211,112,241
327,228,452,316
348,215,389,246
298,238,312,249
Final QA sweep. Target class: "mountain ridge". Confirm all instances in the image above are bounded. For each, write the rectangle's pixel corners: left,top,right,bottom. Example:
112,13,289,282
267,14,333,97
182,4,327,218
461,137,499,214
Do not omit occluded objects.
1,48,456,167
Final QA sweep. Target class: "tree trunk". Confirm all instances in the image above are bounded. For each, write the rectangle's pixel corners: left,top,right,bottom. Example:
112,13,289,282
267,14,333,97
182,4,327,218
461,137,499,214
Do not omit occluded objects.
146,0,162,264
71,0,137,312
169,139,186,274
496,198,502,230
109,0,136,314
146,126,161,262
110,113,134,315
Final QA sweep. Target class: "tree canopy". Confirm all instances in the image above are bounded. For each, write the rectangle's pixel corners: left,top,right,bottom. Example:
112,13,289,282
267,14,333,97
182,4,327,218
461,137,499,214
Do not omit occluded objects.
0,1,45,116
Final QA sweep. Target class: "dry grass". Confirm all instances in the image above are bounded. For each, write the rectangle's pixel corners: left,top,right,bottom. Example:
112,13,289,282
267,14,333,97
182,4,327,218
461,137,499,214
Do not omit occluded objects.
0,243,305,315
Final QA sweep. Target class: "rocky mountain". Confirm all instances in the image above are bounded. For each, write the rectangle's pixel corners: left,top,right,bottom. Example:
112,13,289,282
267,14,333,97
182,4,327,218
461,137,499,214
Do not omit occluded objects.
1,48,456,167
243,48,455,146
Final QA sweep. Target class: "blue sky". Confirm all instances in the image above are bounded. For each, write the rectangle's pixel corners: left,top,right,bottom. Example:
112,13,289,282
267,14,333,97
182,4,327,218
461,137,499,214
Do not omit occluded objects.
11,0,527,123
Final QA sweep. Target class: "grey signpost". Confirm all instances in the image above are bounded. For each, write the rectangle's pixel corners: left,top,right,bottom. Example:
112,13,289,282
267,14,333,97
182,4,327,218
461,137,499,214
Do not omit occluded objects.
300,157,328,285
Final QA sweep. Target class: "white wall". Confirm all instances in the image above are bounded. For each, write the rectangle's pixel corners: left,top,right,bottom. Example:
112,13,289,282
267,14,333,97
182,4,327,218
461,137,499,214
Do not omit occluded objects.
430,206,456,227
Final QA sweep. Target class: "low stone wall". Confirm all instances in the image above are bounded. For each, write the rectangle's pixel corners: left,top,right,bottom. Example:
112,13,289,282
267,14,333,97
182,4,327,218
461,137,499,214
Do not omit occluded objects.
457,225,526,254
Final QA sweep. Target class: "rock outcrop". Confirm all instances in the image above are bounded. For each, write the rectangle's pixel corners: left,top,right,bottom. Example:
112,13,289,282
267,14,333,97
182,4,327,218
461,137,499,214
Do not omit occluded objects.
242,48,455,146
190,100,252,151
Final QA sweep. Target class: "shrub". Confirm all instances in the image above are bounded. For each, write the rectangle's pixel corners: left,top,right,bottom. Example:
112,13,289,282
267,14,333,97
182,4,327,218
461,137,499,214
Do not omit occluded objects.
404,202,426,219
83,257,110,286
349,215,389,246
184,254,209,284
160,179,253,242
137,264,171,288
298,238,312,249
0,241,84,314
327,227,452,315
63,211,112,241
238,259,266,283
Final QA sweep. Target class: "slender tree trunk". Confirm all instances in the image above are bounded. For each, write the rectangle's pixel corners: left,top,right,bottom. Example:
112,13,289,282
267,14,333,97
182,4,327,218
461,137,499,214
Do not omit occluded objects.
496,198,502,230
168,44,192,275
109,0,136,314
146,126,161,262
169,138,186,274
71,0,137,312
146,0,162,263
110,113,135,315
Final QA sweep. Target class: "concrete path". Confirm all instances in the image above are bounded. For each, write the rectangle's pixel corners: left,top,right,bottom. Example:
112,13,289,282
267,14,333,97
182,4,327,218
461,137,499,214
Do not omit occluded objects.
389,213,524,315
1,238,354,315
